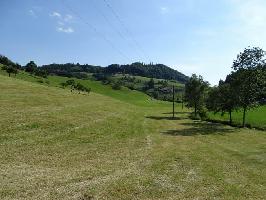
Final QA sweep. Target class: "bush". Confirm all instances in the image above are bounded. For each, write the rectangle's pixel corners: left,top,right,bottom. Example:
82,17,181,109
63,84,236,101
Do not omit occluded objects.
75,83,91,94
127,83,135,90
37,79,44,83
34,69,47,78
189,113,201,120
4,66,18,77
60,82,68,88
93,73,111,84
198,107,208,120
112,81,122,90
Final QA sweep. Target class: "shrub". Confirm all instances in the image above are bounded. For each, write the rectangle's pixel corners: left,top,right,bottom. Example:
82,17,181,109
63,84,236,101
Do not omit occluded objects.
112,81,122,90
34,69,47,78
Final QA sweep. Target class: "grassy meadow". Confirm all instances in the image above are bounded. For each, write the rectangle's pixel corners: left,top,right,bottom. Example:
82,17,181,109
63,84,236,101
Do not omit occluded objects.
208,106,266,130
0,72,266,199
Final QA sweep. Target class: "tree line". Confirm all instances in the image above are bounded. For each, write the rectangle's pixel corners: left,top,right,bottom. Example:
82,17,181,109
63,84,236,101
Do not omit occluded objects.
0,56,47,78
184,47,266,127
41,62,189,83
0,56,91,95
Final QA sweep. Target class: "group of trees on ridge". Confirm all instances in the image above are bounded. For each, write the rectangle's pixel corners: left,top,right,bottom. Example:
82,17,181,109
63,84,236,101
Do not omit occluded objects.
0,55,20,77
0,55,91,94
0,55,47,78
184,47,266,127
41,62,189,84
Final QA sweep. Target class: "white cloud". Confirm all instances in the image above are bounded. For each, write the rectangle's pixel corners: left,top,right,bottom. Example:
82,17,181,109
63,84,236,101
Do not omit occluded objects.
160,7,169,14
56,27,74,33
49,12,75,33
50,12,61,18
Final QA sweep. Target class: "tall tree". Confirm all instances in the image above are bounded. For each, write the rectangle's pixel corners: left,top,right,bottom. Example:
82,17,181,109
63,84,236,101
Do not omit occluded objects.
184,74,209,117
206,80,237,125
3,66,18,77
147,78,155,89
231,47,266,127
25,61,37,73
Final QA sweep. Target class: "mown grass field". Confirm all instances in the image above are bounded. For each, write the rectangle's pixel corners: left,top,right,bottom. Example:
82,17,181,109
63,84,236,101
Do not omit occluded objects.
208,106,266,129
1,73,266,199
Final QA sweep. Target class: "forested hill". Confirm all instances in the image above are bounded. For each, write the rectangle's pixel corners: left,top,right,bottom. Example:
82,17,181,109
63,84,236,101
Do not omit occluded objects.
41,62,189,83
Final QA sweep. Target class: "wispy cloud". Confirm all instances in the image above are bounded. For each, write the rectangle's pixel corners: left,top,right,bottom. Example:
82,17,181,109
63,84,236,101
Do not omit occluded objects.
29,9,37,17
64,14,73,22
50,11,61,18
57,21,65,26
160,7,169,14
49,11,75,34
56,27,74,33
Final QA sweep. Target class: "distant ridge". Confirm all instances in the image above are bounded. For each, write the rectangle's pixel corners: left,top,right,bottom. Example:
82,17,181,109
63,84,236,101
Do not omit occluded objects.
41,62,189,83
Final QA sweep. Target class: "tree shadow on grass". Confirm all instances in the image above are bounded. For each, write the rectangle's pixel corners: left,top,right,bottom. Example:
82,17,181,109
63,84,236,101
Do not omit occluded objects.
162,111,191,115
145,116,184,120
162,121,235,136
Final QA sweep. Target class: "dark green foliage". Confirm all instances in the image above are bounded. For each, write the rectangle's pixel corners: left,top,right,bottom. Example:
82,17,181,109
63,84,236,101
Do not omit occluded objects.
104,62,189,83
60,82,68,88
41,63,101,78
0,55,18,68
66,79,75,86
184,74,209,118
231,47,266,127
206,47,266,127
112,81,122,90
0,55,21,74
41,62,188,83
62,79,91,94
206,80,237,124
93,73,111,84
257,64,266,103
146,78,155,89
34,69,47,78
75,82,91,94
4,66,18,77
25,61,37,73
233,47,265,70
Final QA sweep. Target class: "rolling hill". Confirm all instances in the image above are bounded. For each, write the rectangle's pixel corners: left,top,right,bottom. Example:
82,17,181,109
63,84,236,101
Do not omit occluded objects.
41,62,189,83
0,71,266,199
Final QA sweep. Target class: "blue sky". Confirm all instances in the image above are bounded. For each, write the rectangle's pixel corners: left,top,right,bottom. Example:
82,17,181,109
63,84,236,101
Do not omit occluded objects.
1,0,266,84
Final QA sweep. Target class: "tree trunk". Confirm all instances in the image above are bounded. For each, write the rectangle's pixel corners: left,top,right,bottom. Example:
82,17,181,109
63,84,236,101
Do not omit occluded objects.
181,93,184,110
172,86,175,118
229,109,232,125
194,103,197,117
242,106,247,127
8,73,10,77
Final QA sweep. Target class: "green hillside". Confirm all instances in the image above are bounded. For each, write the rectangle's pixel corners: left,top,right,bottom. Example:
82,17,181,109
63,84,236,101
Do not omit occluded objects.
1,74,266,199
0,68,166,107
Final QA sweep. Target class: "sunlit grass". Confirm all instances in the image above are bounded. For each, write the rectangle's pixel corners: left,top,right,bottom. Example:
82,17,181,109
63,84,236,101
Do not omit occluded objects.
208,106,266,129
0,74,265,199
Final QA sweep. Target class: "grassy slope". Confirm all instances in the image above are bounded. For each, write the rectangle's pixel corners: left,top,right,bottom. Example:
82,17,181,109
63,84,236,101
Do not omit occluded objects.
0,74,266,199
0,69,167,107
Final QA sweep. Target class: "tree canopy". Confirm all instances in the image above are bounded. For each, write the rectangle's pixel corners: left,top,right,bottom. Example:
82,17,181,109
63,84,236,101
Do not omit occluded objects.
184,74,209,117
